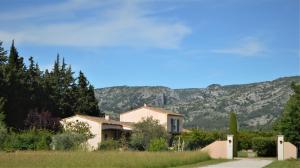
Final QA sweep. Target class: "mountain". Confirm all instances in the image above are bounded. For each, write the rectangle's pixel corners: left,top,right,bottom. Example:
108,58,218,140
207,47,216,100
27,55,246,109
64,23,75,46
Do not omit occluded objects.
94,76,300,130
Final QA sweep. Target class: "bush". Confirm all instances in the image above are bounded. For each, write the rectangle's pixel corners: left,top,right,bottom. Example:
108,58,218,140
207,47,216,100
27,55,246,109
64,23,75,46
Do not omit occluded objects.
148,138,168,151
63,121,94,140
129,117,168,151
51,132,86,150
3,129,52,150
181,129,226,150
252,137,276,157
238,131,276,150
0,126,7,150
98,140,120,150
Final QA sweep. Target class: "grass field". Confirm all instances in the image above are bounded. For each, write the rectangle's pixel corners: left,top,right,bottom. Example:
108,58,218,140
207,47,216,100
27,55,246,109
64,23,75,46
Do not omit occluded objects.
0,150,214,168
264,160,300,168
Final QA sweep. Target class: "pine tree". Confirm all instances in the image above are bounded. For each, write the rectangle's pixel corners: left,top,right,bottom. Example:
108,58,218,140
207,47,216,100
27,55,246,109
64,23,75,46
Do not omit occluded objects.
75,71,100,116
229,112,238,157
44,55,76,118
0,41,7,95
0,41,7,65
4,41,29,129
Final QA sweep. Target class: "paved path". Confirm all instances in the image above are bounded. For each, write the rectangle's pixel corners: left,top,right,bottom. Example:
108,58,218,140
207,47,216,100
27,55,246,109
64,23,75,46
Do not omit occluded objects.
200,158,273,168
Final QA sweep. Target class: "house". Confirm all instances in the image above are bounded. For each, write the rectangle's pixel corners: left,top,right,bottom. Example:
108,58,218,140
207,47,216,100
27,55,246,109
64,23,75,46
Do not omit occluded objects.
60,104,184,150
120,104,184,134
60,114,131,150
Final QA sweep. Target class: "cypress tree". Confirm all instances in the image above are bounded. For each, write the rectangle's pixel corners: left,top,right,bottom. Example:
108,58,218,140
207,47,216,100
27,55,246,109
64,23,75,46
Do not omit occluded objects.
229,112,238,157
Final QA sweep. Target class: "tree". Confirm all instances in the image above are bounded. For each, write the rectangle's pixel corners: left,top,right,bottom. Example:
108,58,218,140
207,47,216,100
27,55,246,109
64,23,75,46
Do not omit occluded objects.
0,42,100,130
4,41,29,129
75,71,100,116
275,82,300,144
0,41,7,102
229,112,238,157
0,41,7,65
62,121,94,140
25,110,61,132
0,97,7,149
129,117,168,151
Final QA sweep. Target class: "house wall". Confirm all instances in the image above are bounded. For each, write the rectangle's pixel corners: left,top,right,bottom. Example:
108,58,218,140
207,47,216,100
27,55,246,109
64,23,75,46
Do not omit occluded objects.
167,115,183,133
120,108,168,129
284,142,298,160
61,116,102,151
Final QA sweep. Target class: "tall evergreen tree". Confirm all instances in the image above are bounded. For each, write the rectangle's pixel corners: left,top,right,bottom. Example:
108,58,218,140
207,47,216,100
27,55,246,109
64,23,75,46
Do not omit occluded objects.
44,55,76,118
0,41,101,129
229,112,238,157
0,41,7,93
0,41,7,65
75,71,100,116
4,41,29,129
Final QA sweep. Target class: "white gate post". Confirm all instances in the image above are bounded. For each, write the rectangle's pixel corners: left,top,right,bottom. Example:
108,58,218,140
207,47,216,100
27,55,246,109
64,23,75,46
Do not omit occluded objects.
227,135,234,159
277,135,284,160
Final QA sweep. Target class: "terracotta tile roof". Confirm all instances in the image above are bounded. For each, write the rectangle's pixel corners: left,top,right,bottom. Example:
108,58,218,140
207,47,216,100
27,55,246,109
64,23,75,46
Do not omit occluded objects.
121,105,183,117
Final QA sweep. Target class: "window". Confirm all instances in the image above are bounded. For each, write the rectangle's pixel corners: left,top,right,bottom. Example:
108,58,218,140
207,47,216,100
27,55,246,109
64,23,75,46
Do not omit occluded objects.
171,118,180,133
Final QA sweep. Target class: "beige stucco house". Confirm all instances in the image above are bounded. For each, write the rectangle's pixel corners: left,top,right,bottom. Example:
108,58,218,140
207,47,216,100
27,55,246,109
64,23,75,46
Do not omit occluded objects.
61,104,184,150
61,114,131,150
120,104,184,134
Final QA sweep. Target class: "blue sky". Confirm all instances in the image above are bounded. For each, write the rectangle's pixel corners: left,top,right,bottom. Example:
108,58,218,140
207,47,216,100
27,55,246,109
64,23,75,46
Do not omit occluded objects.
0,0,299,88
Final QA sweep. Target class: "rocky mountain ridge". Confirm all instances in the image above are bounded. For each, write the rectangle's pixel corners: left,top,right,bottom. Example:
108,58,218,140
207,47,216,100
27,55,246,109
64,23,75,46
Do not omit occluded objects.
94,76,300,129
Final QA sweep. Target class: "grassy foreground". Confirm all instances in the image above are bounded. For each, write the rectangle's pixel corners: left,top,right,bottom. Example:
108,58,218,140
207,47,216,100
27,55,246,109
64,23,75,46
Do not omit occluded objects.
264,160,300,168
0,150,211,168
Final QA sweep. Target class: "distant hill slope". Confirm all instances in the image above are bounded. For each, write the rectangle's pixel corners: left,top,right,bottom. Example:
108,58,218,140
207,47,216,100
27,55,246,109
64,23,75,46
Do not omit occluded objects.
94,76,300,130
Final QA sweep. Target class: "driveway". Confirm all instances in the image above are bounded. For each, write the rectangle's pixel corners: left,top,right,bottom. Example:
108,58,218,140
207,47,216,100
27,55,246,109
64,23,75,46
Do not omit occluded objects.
199,158,273,168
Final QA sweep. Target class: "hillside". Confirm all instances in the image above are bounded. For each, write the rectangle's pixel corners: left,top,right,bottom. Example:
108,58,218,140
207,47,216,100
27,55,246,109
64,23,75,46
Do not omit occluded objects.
94,76,300,130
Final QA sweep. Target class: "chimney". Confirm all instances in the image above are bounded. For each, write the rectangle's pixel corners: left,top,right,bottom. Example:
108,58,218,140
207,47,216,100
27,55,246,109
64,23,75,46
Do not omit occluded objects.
105,114,110,120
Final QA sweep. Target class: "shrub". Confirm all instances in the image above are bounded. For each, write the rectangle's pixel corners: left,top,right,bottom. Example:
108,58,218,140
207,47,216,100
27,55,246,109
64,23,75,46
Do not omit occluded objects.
148,138,168,151
181,129,226,150
51,132,86,150
252,137,276,157
0,99,7,150
25,110,61,132
129,117,168,151
98,140,120,150
63,121,94,140
0,127,6,150
238,131,276,150
3,129,52,150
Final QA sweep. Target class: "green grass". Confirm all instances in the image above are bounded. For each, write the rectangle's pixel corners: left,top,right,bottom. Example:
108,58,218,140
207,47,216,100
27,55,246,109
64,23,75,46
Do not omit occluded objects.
264,160,300,168
0,150,212,168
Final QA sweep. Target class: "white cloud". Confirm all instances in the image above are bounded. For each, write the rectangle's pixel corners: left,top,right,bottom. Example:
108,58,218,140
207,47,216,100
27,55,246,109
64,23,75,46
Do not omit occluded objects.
0,0,191,49
211,37,266,56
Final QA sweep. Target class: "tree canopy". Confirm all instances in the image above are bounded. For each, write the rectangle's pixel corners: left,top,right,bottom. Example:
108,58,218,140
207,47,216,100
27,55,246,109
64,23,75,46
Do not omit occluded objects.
0,40,102,130
275,82,300,144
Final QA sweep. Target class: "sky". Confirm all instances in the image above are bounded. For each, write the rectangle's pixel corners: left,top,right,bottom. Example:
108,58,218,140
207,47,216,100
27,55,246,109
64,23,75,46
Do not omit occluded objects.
0,0,299,89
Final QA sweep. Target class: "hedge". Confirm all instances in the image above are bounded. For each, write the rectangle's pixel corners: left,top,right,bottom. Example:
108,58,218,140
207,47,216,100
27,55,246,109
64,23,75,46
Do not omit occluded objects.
252,137,276,157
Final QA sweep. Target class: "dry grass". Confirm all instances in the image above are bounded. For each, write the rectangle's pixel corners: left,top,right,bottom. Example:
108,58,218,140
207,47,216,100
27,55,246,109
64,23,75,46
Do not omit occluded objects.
0,150,211,168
